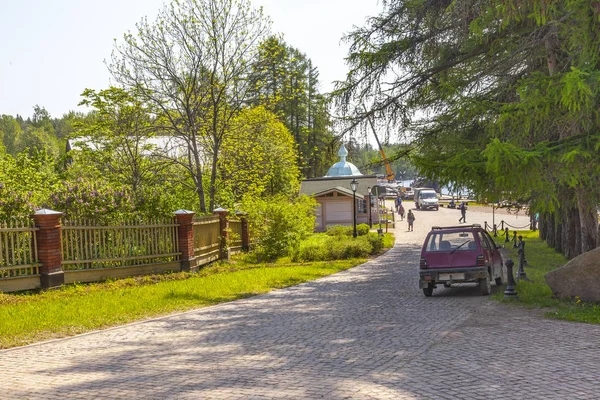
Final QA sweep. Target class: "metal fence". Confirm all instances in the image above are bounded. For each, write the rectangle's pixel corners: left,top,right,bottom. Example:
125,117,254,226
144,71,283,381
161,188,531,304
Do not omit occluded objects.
61,218,180,270
0,219,40,279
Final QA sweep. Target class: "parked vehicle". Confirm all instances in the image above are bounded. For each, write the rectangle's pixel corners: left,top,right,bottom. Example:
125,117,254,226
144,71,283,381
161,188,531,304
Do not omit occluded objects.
418,224,504,296
413,187,439,210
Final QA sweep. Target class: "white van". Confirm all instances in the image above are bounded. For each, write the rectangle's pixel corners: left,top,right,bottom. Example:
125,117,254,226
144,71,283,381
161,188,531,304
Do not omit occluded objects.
414,188,439,210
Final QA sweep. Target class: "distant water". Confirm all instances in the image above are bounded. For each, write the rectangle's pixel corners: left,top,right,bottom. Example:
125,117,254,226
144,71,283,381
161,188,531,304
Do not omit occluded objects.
400,180,463,196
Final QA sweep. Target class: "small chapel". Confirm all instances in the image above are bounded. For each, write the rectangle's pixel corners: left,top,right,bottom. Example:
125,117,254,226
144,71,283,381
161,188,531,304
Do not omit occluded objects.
300,144,377,232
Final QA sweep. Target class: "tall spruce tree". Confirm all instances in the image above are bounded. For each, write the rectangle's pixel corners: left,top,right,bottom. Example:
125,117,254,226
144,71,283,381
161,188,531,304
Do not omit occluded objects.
337,0,600,257
249,36,335,178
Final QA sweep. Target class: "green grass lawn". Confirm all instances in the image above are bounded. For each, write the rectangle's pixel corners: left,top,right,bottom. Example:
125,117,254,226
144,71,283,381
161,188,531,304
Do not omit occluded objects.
493,231,600,324
0,257,367,349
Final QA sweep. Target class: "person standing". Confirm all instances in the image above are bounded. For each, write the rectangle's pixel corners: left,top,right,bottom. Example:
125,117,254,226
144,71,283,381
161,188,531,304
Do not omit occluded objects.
407,209,415,231
395,195,402,213
458,202,467,223
399,204,405,220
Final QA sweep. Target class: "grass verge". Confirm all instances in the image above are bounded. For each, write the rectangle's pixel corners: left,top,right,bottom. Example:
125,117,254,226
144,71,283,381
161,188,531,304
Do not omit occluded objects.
492,231,600,324
0,257,366,349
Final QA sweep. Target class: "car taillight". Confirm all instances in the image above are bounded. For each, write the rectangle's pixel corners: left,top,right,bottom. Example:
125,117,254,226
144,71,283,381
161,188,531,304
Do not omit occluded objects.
419,258,428,269
476,255,485,267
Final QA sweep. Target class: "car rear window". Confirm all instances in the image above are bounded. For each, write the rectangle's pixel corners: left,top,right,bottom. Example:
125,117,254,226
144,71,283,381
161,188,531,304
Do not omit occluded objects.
424,232,477,252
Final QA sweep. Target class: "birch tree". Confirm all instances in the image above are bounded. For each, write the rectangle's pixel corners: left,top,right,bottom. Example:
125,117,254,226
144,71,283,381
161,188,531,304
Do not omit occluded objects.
109,0,270,213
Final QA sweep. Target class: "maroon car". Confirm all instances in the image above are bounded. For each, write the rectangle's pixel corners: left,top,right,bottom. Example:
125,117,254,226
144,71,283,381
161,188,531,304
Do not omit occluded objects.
419,224,504,296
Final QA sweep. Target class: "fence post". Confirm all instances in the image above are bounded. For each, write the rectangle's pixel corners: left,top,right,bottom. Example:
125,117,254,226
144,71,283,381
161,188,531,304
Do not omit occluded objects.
174,210,196,272
213,207,230,261
239,212,250,252
32,209,64,290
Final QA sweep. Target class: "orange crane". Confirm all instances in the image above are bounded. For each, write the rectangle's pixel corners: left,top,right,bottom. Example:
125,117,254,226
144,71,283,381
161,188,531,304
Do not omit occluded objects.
365,109,395,182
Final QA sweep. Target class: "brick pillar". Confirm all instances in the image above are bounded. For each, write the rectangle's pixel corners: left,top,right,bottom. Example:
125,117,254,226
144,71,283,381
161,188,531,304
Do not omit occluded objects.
240,213,250,252
213,207,229,261
32,209,64,290
174,210,196,272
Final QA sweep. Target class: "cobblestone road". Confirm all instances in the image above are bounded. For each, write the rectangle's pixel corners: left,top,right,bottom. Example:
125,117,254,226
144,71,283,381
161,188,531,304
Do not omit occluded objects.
1,206,599,399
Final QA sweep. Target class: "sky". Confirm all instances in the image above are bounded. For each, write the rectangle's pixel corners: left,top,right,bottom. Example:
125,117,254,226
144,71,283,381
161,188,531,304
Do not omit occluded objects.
0,0,382,119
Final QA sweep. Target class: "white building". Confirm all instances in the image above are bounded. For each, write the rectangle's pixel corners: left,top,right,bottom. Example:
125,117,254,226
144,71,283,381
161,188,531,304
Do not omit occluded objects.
300,144,377,232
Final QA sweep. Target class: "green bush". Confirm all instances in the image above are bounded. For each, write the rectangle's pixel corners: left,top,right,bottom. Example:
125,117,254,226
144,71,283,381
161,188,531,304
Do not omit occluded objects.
326,224,370,237
364,232,384,253
325,225,352,236
291,235,329,262
241,194,317,261
357,223,370,236
329,236,373,259
293,232,389,262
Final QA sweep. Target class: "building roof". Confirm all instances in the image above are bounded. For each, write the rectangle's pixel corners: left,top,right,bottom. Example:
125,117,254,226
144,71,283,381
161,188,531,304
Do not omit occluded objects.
300,175,377,196
312,186,365,200
66,136,193,159
325,144,362,177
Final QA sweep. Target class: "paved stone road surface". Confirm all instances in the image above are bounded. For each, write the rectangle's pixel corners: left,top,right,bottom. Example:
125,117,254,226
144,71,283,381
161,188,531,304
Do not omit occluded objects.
1,206,599,399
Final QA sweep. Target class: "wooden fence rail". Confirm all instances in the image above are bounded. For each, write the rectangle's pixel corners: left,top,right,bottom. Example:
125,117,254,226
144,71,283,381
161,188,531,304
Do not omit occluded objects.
0,219,40,279
193,216,221,265
62,219,180,270
1,209,249,293
229,219,243,252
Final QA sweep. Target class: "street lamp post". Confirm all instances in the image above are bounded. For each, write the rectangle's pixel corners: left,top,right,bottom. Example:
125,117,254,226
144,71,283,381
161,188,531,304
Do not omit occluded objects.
350,179,358,238
367,186,372,228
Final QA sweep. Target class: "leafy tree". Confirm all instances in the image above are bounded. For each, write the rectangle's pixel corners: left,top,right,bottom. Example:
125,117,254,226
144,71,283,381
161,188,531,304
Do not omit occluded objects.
248,36,336,178
337,0,600,257
109,0,270,213
0,115,23,155
217,106,300,205
0,150,59,220
15,126,60,157
75,87,174,208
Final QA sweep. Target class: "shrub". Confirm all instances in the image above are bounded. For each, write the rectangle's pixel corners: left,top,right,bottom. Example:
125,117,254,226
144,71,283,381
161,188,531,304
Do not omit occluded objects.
329,235,373,259
291,235,329,262
364,232,384,253
326,224,371,237
48,177,136,223
326,225,352,237
293,233,378,262
356,223,370,236
241,194,317,261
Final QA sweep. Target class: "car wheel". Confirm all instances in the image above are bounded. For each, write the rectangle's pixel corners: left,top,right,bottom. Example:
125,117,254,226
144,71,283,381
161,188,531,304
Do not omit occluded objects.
479,271,491,295
435,206,439,211
423,284,434,297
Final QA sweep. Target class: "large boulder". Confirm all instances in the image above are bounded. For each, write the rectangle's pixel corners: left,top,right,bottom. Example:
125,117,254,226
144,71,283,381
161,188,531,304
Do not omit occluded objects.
545,247,600,302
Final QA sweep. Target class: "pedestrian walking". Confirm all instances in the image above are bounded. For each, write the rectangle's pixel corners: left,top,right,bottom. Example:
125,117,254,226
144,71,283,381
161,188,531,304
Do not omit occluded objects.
395,195,402,213
407,209,415,231
399,204,405,220
458,202,467,223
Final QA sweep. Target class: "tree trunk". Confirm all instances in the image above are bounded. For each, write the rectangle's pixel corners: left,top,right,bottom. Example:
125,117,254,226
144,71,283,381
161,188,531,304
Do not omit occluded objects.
553,210,563,253
539,212,547,240
545,213,556,249
563,206,580,259
576,187,599,254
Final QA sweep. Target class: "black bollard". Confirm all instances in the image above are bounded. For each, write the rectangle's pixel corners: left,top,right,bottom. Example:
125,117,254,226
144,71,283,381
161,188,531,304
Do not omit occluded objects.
493,224,498,237
503,259,518,300
504,227,510,243
517,236,529,281
512,231,518,248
